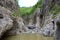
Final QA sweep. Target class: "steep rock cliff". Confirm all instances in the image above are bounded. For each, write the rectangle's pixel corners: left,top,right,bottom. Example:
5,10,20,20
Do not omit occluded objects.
0,0,18,38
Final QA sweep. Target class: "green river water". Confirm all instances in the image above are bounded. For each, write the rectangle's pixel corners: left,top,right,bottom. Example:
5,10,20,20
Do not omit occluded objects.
4,33,53,40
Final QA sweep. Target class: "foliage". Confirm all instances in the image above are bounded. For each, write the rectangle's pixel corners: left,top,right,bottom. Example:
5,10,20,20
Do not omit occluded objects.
30,0,42,14
19,7,33,16
49,5,60,18
12,0,43,17
12,0,60,18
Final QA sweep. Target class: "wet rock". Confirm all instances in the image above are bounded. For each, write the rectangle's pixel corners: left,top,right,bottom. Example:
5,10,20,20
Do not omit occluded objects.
27,25,36,29
43,28,50,36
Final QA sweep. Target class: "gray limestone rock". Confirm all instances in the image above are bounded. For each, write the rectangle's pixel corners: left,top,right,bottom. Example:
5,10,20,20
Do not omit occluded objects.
0,6,13,37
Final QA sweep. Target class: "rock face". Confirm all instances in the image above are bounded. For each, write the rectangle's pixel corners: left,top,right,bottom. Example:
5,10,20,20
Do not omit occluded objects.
41,14,55,36
55,14,60,40
7,17,26,35
21,8,55,35
0,0,18,38
0,6,13,37
0,0,18,12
